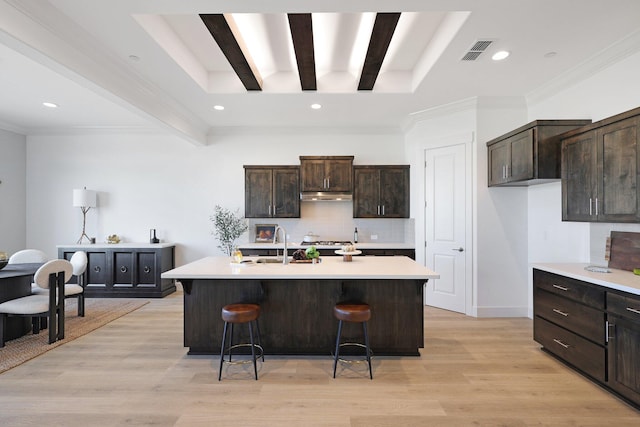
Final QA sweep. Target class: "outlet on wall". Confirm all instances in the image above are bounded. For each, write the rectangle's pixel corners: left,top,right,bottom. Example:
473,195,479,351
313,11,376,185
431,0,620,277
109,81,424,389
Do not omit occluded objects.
371,234,378,240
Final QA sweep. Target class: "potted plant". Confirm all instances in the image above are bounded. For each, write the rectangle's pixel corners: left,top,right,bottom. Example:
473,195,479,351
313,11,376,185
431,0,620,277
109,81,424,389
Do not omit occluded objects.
210,205,248,256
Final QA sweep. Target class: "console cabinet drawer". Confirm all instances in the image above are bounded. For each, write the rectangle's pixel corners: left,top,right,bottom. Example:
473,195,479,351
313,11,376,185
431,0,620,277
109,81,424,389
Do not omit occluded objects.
533,269,605,309
534,287,605,344
534,316,605,382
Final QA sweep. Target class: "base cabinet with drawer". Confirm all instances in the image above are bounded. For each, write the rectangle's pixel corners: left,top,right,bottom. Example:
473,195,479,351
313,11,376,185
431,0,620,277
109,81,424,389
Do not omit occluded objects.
58,244,176,298
533,268,640,408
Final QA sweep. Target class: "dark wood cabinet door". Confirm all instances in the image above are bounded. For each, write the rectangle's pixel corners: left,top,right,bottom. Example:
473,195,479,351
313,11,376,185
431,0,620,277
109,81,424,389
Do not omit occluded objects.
325,159,353,191
562,132,597,221
113,251,134,287
488,141,510,186
244,168,273,218
597,117,640,222
300,159,326,191
353,167,380,217
509,129,534,181
136,252,157,286
86,251,108,290
272,167,300,218
607,313,640,405
379,166,409,217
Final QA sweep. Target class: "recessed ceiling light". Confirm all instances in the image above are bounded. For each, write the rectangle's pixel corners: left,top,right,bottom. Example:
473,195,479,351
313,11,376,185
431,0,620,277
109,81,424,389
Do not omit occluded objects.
213,105,225,111
492,50,510,61
42,102,58,108
544,51,557,58
311,104,322,110
128,55,140,62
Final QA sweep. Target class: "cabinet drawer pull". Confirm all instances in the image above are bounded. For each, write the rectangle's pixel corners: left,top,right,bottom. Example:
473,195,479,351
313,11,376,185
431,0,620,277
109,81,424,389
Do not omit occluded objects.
143,266,151,273
553,339,570,349
552,284,569,291
552,308,569,317
626,307,640,315
93,266,101,273
120,266,128,273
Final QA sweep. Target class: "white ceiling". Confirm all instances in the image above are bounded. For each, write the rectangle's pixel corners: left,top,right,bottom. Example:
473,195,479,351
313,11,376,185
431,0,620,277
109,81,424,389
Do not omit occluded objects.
1,0,640,145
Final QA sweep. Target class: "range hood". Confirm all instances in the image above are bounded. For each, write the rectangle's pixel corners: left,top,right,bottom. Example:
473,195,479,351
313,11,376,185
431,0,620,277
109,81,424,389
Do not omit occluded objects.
300,192,352,202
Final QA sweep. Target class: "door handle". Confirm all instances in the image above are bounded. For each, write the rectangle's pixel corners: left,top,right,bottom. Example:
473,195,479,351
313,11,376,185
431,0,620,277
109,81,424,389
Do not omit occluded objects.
452,248,464,252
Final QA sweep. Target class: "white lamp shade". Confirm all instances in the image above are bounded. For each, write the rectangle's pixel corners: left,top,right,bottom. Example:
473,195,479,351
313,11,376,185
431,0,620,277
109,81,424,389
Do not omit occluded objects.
73,189,97,208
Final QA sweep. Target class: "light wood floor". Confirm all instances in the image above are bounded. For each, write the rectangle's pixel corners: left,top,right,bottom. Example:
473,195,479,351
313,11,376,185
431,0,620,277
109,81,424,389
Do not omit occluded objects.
0,286,638,426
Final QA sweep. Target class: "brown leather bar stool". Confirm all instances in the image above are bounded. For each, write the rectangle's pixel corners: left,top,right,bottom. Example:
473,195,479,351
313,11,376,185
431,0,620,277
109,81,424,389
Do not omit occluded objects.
218,303,263,381
332,302,373,379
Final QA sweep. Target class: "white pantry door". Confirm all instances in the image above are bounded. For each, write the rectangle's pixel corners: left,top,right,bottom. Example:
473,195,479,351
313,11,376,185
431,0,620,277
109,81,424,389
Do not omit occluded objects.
424,144,467,313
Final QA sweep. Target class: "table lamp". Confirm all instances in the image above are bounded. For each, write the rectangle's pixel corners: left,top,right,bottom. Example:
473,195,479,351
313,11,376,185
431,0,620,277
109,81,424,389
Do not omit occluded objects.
73,187,97,243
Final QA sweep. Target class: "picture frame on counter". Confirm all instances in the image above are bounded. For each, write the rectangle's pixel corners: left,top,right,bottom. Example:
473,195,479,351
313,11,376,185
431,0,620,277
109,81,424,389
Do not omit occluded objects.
255,224,277,242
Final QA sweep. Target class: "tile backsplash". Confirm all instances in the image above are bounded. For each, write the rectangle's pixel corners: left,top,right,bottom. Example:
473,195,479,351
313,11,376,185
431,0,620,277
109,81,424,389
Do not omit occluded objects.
245,201,414,244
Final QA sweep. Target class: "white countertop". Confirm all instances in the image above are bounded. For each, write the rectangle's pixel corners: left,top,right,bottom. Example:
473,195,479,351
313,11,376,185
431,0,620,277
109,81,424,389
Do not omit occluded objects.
162,255,438,280
238,242,415,250
532,263,640,296
57,243,175,249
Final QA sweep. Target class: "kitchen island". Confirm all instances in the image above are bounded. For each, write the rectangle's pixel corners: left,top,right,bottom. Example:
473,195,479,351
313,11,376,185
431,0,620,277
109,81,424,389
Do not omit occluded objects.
162,256,438,356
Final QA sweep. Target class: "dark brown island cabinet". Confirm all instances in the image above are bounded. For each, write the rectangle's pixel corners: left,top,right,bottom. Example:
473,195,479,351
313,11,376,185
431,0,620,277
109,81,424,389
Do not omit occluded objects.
562,107,640,222
353,165,410,218
299,155,354,193
58,244,175,298
487,119,591,186
533,268,640,408
244,166,300,218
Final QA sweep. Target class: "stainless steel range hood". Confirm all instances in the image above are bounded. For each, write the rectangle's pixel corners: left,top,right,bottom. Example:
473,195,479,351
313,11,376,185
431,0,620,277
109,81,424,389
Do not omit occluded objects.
300,192,352,202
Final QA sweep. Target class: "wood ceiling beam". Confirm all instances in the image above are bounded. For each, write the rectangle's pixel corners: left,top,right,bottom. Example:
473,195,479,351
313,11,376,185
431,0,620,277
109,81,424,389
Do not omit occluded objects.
199,14,262,91
287,13,316,91
357,13,401,91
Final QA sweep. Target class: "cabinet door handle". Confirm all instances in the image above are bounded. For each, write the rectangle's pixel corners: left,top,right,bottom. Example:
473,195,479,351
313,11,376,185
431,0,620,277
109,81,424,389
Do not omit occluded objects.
120,266,128,273
506,164,510,178
377,205,381,216
589,198,593,215
553,339,570,349
502,165,506,179
552,308,569,317
595,197,599,216
327,178,330,189
382,205,385,216
268,205,272,216
93,266,101,273
552,284,569,291
143,266,151,274
626,307,640,315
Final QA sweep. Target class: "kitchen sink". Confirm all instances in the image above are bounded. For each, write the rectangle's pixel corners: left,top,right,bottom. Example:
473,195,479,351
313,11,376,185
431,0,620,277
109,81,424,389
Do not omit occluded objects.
255,258,285,264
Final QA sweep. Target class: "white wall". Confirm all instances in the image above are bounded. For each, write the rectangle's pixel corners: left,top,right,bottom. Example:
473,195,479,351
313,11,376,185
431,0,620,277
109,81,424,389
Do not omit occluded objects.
0,128,26,254
24,130,405,265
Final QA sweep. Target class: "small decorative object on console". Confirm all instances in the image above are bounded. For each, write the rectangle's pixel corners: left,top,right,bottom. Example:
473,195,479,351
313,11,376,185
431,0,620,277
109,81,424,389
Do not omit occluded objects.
0,251,8,270
107,234,121,244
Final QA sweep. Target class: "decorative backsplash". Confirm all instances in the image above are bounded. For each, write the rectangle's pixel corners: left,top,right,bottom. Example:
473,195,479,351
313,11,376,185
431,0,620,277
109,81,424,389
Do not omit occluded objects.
245,202,413,244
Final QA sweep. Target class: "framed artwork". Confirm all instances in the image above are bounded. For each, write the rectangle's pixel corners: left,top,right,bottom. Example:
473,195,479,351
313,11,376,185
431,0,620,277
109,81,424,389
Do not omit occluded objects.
255,224,277,242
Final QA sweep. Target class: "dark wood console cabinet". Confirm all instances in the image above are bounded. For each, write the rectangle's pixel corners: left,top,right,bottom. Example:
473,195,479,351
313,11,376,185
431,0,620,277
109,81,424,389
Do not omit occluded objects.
58,244,175,298
533,268,640,408
487,120,591,187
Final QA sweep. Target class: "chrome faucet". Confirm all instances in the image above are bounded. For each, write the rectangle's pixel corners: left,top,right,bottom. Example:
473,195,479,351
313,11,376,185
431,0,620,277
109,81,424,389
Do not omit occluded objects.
274,226,289,265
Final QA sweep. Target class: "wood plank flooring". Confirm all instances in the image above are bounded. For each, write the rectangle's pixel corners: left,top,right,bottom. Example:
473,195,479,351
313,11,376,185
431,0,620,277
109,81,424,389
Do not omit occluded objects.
0,286,638,426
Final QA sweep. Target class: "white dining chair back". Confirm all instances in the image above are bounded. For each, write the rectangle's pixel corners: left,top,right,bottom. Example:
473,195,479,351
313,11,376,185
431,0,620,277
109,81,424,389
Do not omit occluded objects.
8,249,49,264
66,251,88,316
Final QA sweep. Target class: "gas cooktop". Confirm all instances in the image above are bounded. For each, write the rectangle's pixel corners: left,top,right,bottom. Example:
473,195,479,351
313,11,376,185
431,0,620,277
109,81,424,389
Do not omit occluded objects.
300,240,353,246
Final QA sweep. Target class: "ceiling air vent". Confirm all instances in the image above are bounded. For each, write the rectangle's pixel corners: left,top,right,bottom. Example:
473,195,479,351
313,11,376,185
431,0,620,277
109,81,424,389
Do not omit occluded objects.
461,39,494,61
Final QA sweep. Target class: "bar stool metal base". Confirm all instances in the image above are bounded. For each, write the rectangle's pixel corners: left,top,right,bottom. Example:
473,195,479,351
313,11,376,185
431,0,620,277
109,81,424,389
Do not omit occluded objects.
218,304,263,381
332,319,373,379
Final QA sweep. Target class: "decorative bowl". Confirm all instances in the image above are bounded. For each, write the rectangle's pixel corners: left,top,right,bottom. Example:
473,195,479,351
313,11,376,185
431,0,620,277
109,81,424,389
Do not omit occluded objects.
0,251,8,270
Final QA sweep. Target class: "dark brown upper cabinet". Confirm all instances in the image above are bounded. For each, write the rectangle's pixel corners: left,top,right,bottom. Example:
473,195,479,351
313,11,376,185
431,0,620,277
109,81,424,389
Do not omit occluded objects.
562,107,640,222
353,165,409,218
487,120,591,187
300,156,354,192
244,166,300,218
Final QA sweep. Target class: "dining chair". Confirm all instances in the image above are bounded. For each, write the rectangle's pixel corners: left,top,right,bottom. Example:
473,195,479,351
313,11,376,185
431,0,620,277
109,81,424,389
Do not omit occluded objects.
32,251,88,317
0,259,72,347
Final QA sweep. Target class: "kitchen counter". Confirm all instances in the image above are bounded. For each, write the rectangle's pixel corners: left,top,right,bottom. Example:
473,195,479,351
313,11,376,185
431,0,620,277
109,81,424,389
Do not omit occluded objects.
163,255,436,280
532,263,640,296
163,256,437,356
238,242,414,250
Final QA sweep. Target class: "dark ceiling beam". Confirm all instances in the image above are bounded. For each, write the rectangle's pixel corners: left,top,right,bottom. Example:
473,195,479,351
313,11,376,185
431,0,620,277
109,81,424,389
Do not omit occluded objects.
199,14,262,91
357,13,401,91
287,13,316,91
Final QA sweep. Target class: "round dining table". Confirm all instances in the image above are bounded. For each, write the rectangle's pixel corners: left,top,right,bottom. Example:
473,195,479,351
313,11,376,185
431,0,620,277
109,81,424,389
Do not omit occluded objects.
0,263,42,341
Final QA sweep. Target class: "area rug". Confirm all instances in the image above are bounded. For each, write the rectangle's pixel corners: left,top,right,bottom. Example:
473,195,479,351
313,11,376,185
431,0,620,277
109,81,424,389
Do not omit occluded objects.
0,298,148,374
